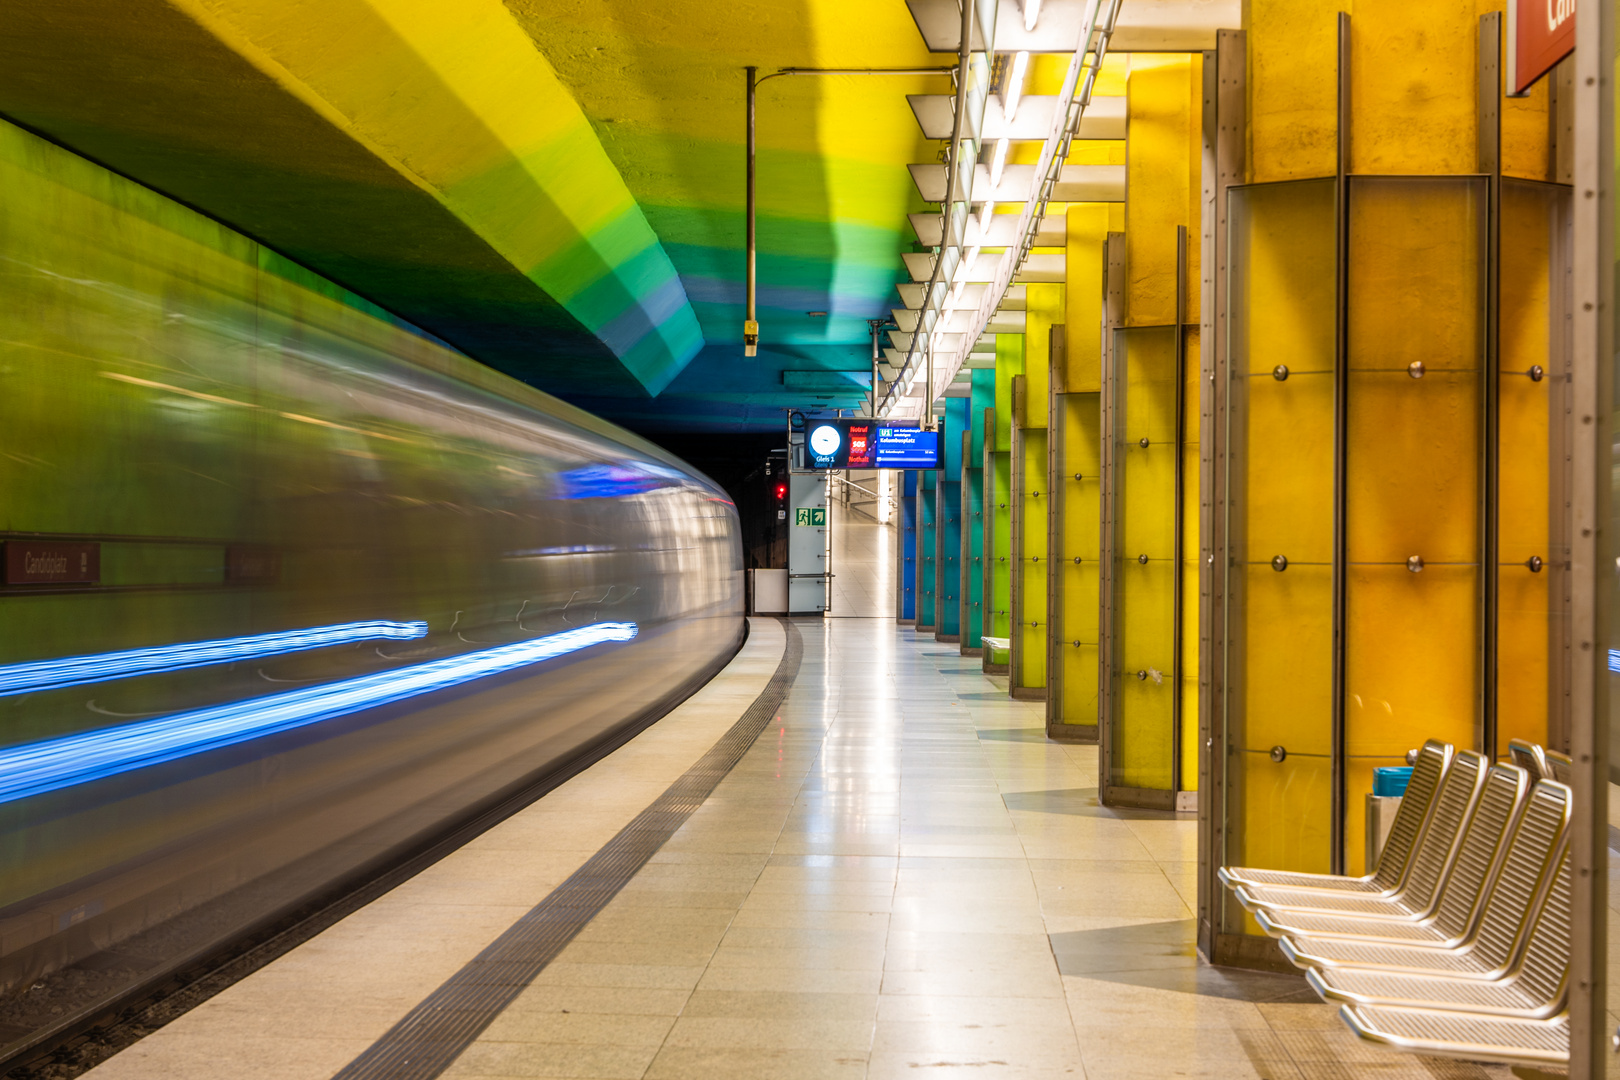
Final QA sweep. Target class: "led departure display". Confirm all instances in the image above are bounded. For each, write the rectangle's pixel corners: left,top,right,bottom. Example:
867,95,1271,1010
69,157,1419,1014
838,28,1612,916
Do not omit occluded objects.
804,421,939,469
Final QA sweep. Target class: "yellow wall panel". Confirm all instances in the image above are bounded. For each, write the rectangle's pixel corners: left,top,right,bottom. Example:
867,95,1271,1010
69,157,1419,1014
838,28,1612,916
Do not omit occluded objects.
1244,0,1344,184
1023,284,1063,428
1064,204,1110,393
1125,55,1194,326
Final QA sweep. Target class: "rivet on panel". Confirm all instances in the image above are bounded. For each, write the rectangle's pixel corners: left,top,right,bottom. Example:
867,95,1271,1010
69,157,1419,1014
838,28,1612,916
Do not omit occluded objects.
1529,364,1545,382
1270,745,1287,763
1272,364,1288,381
1407,555,1424,572
1528,555,1543,573
1137,554,1148,565
1407,360,1425,379
1138,437,1150,448
1271,555,1288,572
1073,556,1082,564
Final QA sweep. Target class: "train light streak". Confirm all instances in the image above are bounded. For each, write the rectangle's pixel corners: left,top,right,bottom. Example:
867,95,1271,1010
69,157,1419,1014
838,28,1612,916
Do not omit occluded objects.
0,622,637,805
0,621,430,697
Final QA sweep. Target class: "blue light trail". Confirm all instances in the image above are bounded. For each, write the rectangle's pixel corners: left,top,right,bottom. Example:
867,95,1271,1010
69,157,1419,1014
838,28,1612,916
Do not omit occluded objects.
0,622,636,806
0,621,429,697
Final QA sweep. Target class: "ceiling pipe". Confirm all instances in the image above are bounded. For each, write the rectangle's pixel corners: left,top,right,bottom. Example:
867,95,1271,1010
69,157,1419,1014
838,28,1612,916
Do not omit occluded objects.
745,66,758,357
743,65,954,362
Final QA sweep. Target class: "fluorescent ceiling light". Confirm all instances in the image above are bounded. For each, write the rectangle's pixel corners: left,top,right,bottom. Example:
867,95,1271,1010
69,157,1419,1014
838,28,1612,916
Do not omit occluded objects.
977,199,996,236
989,138,1009,188
1023,0,1043,31
0,622,637,806
0,621,429,697
1005,51,1030,121
956,246,981,282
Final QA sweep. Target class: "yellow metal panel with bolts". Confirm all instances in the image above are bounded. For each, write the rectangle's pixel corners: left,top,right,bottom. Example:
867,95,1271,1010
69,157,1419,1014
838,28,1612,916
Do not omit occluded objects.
1051,204,1109,730
1114,327,1178,789
1226,178,1338,867
1496,180,1563,754
1057,393,1102,727
1016,428,1049,692
1013,286,1062,695
987,335,1023,659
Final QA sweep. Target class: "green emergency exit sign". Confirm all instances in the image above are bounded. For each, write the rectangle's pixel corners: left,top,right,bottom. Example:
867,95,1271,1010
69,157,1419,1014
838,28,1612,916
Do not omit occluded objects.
795,507,826,527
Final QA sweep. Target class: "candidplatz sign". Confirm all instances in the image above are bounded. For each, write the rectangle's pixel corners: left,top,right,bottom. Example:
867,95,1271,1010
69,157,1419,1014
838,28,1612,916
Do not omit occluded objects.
1507,0,1574,96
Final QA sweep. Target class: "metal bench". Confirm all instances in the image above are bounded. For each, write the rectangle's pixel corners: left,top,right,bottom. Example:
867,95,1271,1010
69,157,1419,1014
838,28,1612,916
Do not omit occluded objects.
1308,842,1570,1019
1339,1005,1568,1068
1233,750,1489,919
1253,763,1528,942
1508,737,1572,785
1218,740,1452,897
1507,737,1548,779
1277,780,1570,975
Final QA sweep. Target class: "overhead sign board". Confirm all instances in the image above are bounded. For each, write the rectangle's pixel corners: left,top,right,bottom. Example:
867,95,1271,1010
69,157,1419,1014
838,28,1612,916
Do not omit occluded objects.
804,421,940,470
1507,0,1574,96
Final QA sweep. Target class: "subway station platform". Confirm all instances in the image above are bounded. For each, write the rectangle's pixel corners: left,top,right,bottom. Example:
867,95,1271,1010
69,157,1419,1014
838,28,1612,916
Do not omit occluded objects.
76,521,1518,1080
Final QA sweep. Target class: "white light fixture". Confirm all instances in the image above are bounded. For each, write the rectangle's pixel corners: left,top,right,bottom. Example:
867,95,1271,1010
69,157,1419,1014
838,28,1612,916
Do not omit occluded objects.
955,246,981,283
988,138,1009,188
1005,51,1030,122
1023,0,1042,31
977,199,996,237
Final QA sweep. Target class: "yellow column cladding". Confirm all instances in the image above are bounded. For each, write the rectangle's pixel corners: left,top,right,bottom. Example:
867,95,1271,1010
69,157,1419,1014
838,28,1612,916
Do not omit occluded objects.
1063,205,1109,393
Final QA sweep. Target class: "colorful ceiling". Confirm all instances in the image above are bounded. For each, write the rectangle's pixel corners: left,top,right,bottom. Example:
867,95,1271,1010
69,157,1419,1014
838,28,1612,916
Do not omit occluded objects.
0,0,945,432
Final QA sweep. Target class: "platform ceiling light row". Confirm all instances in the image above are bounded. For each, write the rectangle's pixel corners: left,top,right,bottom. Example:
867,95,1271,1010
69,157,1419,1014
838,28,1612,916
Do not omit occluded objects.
878,0,1123,424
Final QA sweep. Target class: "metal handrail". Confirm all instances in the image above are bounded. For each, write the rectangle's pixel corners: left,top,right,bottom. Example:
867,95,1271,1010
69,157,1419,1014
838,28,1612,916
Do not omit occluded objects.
830,476,882,500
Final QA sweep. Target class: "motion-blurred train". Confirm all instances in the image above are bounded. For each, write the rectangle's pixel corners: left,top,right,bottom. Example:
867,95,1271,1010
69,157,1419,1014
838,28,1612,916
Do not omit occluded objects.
0,119,743,1055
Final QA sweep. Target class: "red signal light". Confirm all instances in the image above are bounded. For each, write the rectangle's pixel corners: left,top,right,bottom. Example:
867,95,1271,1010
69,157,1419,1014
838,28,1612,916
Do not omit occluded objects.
775,483,787,500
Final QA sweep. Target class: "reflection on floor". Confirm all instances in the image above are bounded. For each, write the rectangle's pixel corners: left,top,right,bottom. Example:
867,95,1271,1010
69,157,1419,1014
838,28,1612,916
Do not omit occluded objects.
430,619,1514,1080
827,512,893,619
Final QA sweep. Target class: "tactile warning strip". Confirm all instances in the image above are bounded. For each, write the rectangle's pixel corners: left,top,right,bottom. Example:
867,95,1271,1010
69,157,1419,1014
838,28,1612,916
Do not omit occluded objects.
330,618,803,1080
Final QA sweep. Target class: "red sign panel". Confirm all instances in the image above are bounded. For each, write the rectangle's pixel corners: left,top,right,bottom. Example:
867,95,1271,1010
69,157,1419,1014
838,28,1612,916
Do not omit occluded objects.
4,541,100,585
845,423,875,468
1508,0,1575,96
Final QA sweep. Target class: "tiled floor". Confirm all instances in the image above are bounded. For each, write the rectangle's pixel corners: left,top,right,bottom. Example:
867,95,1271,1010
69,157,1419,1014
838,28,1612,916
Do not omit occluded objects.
430,617,1514,1080
82,517,1523,1080
827,512,892,619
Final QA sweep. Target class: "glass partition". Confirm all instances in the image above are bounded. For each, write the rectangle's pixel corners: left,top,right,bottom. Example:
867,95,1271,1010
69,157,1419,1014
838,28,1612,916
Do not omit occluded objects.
1345,175,1486,872
1105,325,1179,805
1222,178,1337,908
1497,178,1574,760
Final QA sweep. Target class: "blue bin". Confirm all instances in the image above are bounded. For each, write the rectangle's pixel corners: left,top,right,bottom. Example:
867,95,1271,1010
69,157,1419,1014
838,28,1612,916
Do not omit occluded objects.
1373,766,1413,798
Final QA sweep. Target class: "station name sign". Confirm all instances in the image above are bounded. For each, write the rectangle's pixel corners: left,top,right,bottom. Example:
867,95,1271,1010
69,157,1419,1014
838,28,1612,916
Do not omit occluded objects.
1507,0,1574,96
3,541,100,585
804,421,939,470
